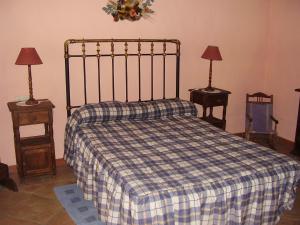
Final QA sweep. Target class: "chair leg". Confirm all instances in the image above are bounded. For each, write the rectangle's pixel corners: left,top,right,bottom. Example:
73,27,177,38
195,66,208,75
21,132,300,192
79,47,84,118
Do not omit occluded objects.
0,163,18,192
269,133,275,150
0,178,18,192
245,130,250,140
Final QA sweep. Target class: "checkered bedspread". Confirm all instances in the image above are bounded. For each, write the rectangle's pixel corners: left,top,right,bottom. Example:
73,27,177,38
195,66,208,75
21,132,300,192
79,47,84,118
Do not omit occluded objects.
64,99,300,225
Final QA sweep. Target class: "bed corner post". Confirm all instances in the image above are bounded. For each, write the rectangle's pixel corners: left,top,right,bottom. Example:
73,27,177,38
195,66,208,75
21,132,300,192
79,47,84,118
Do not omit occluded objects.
176,40,181,99
64,40,71,117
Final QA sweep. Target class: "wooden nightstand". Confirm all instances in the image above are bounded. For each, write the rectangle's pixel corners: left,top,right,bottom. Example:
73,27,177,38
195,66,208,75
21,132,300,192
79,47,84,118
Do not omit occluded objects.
292,88,300,155
7,99,56,178
189,88,231,130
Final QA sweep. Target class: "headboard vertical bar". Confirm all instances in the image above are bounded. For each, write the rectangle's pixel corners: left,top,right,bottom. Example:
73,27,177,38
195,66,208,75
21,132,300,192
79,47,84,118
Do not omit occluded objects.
64,53,71,117
151,42,154,101
163,41,166,99
176,41,181,98
138,41,141,101
125,42,128,102
111,41,115,101
82,41,87,104
96,42,101,102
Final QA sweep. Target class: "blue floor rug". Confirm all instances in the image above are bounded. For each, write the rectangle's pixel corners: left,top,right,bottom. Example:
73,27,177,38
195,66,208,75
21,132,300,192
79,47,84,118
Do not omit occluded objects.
54,184,104,225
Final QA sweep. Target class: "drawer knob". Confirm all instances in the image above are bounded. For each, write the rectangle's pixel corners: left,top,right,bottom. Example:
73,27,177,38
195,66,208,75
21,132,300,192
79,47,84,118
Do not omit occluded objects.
30,115,37,122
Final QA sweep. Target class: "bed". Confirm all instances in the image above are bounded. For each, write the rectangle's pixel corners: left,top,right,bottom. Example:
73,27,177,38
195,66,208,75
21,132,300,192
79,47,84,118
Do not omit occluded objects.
64,39,300,225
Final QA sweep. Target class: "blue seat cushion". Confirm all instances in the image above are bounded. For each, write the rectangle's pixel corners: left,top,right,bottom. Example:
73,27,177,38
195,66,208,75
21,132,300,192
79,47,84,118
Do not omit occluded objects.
246,102,273,134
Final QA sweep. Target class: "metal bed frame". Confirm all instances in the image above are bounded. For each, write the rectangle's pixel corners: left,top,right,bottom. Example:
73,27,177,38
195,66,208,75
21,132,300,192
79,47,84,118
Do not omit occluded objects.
64,38,181,117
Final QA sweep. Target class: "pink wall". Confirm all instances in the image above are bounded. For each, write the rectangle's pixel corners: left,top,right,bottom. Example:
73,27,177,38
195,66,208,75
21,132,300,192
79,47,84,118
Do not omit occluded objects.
264,0,300,141
1,0,270,165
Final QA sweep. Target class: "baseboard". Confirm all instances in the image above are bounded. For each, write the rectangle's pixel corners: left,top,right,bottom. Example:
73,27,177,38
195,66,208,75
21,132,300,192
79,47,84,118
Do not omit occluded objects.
56,158,67,167
235,132,294,144
8,158,66,174
235,132,294,154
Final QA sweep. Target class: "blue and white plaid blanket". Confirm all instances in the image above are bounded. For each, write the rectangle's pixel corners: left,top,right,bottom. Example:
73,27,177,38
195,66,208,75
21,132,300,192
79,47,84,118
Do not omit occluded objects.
64,99,300,225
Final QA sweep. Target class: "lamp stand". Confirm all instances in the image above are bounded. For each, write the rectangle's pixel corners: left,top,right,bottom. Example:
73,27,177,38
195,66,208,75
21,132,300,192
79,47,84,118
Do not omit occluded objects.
205,60,214,91
25,65,38,105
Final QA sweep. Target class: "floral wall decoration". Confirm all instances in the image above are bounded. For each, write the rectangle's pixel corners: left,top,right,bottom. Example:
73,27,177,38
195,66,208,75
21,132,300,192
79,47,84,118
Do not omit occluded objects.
103,0,155,22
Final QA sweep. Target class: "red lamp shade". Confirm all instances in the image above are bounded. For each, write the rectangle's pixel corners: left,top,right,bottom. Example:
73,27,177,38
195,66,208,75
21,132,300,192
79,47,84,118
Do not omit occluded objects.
201,46,222,61
15,48,43,65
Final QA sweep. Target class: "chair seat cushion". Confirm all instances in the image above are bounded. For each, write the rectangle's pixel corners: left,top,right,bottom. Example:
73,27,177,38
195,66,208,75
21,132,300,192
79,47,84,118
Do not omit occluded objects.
247,103,273,133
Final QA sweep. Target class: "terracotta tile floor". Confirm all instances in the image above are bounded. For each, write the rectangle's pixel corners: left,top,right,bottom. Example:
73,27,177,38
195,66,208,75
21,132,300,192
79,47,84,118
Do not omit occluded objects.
0,163,76,225
0,136,300,225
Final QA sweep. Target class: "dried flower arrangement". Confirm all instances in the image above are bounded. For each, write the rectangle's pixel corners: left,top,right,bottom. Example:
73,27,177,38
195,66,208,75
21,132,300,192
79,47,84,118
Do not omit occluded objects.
103,0,155,22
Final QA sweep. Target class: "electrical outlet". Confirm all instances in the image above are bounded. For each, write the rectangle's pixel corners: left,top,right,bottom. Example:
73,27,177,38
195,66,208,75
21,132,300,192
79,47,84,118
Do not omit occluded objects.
15,96,28,102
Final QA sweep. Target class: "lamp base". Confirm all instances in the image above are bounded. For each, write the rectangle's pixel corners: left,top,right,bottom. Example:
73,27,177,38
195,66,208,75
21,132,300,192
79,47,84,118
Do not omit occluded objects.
204,86,215,92
25,98,39,105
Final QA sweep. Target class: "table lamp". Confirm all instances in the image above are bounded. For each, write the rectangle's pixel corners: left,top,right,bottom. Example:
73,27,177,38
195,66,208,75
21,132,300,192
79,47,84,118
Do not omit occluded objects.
15,48,43,105
201,46,222,91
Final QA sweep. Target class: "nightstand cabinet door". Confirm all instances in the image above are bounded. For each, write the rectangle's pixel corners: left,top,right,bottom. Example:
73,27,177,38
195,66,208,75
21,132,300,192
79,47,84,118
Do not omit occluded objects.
22,145,53,176
8,100,56,178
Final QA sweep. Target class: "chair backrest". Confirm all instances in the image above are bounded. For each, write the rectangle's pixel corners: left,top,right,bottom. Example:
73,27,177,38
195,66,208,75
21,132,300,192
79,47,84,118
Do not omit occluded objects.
246,92,273,134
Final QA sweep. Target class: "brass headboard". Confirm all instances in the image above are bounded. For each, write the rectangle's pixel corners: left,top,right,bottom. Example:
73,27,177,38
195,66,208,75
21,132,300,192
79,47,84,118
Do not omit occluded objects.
64,38,181,117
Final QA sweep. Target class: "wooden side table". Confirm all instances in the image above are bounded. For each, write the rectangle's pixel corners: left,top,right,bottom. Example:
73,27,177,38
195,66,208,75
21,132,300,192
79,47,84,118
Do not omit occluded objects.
292,88,300,156
189,88,231,130
7,99,56,178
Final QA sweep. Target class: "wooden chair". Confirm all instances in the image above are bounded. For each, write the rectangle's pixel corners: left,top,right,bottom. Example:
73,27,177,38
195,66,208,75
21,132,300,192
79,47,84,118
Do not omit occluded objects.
245,92,279,149
0,162,18,191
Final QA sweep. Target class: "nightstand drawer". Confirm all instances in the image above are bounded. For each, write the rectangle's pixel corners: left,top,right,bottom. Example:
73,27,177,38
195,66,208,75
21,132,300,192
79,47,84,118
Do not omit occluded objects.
189,88,231,130
203,95,228,107
18,111,49,125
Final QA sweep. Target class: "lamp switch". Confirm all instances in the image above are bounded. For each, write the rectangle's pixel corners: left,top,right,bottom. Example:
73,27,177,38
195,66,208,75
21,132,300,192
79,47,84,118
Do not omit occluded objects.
15,96,28,102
